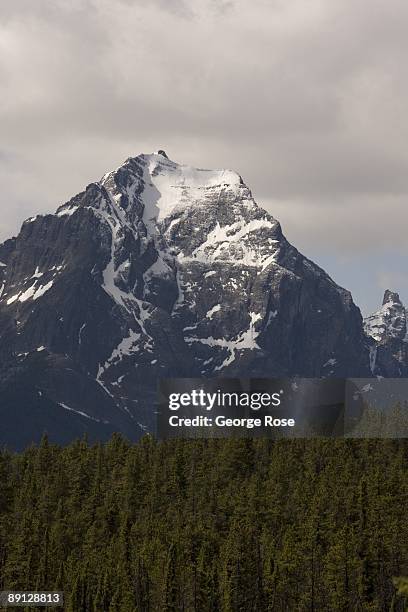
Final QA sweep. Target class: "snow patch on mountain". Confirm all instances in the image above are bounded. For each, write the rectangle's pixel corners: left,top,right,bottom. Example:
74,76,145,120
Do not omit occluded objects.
206,304,221,319
59,402,105,423
182,219,280,267
266,310,278,326
369,345,377,374
5,279,54,305
98,328,142,379
57,206,79,217
186,311,263,371
141,153,242,226
31,267,43,279
78,323,86,345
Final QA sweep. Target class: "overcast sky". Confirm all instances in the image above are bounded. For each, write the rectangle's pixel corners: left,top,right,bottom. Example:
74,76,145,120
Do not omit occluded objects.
1,0,408,315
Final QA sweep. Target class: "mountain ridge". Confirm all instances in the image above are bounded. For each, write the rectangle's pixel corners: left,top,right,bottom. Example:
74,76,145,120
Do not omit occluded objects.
0,151,378,448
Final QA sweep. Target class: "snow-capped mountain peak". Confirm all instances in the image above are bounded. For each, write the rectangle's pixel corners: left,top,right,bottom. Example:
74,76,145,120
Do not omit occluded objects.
98,152,245,224
0,151,371,448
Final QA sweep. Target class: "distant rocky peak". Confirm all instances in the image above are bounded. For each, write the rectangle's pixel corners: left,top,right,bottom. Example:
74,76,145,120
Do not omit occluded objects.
382,289,402,306
364,289,407,342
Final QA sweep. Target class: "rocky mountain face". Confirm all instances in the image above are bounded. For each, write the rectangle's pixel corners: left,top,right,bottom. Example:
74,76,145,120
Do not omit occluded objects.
0,151,372,448
364,290,408,376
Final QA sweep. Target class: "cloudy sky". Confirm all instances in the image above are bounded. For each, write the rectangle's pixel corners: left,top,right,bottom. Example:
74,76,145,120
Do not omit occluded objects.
1,0,408,315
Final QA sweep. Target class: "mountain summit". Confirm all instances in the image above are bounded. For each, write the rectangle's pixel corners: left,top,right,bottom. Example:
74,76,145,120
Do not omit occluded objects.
0,152,370,448
364,290,408,376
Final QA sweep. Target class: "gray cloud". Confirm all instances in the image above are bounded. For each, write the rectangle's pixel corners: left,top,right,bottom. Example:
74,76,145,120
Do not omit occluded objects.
1,0,408,313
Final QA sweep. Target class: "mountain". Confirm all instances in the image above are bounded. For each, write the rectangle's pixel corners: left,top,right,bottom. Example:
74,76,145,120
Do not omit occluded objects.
364,290,408,376
0,151,371,449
